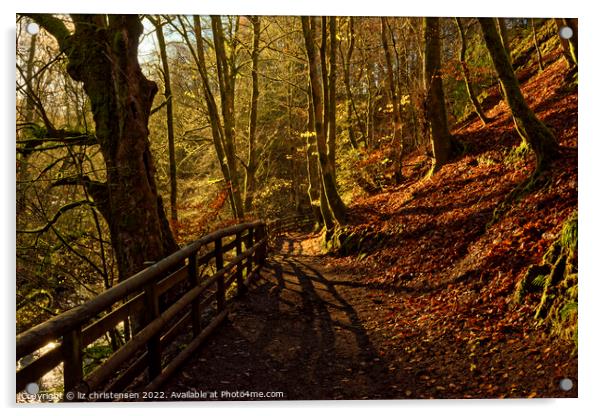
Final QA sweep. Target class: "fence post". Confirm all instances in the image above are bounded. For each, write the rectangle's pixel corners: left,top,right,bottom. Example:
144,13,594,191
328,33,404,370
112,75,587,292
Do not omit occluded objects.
144,281,161,380
62,327,83,400
215,238,225,311
235,231,245,296
188,252,201,336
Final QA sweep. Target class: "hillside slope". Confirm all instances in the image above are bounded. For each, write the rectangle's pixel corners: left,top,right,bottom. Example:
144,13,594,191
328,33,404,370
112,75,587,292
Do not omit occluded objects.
300,38,577,397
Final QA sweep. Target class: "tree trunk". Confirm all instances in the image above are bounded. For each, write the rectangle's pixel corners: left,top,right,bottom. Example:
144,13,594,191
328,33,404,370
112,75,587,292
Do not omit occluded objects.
455,18,493,126
327,17,338,177
244,16,260,214
367,70,375,149
27,14,178,282
211,16,244,219
381,17,403,183
17,29,38,211
496,18,512,65
564,18,578,66
305,89,324,225
286,68,301,214
301,16,346,226
423,17,453,175
531,19,545,72
151,16,178,223
479,18,559,171
554,18,574,68
340,17,359,150
186,16,239,219
24,32,38,123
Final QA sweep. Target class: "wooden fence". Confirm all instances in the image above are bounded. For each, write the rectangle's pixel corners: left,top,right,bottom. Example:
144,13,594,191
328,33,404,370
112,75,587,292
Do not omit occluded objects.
16,220,267,400
266,213,315,244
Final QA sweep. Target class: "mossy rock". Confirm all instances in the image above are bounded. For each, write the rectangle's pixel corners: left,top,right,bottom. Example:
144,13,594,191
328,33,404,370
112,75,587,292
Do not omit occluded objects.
323,226,386,256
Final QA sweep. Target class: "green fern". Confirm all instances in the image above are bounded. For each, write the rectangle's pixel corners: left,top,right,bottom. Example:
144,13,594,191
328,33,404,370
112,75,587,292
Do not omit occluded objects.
560,302,578,321
531,274,548,288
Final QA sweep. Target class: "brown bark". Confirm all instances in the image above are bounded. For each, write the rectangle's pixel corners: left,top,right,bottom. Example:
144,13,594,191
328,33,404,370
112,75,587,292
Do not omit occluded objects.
25,14,178,282
305,88,324,225
531,19,545,72
455,17,493,126
564,18,578,66
423,17,453,175
150,16,178,222
381,17,403,183
301,16,346,227
479,18,559,171
339,17,360,149
327,16,338,177
496,18,511,65
180,16,238,219
211,16,244,219
244,16,261,214
24,32,37,123
554,18,574,67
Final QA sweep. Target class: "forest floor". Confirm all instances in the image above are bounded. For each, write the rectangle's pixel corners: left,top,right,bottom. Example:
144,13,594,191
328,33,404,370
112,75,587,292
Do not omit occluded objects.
162,56,577,400
162,233,575,400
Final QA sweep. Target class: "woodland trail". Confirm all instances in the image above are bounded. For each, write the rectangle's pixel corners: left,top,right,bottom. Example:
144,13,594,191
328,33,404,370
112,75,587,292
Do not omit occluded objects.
163,232,397,400
162,232,577,400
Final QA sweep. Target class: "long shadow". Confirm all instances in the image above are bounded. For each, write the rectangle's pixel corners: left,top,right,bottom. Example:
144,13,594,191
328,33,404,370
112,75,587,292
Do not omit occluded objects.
167,252,398,399
283,258,394,398
291,260,380,364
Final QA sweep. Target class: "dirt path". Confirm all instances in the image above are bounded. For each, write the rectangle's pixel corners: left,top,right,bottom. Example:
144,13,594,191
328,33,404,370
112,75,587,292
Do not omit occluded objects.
162,232,577,400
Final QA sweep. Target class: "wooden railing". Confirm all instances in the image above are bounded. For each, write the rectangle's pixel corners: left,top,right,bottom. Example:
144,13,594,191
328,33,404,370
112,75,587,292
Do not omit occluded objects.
16,220,267,399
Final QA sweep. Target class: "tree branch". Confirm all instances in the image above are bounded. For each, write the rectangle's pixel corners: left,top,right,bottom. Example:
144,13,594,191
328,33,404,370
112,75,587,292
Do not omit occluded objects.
17,200,94,234
17,130,98,155
51,176,111,223
150,95,172,115
20,14,72,50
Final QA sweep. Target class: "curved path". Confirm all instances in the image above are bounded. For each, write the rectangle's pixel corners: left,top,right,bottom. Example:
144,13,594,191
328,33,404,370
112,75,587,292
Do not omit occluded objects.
162,233,400,400
161,232,577,400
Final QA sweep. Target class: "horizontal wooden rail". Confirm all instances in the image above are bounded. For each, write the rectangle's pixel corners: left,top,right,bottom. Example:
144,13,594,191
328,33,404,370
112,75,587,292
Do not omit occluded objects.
268,214,313,232
16,220,267,398
267,213,315,246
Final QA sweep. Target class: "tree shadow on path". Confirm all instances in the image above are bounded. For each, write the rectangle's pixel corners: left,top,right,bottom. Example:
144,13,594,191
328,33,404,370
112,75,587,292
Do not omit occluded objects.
162,252,402,400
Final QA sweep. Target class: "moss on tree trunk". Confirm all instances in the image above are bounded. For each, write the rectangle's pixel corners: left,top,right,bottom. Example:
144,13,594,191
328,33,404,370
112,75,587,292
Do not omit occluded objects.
479,18,559,172
455,18,493,126
302,16,346,227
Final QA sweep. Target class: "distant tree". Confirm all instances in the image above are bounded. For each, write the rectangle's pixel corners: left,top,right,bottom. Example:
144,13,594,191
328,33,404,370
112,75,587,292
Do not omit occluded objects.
381,17,403,183
530,19,545,72
339,17,362,150
149,15,178,222
211,16,245,219
423,17,453,175
564,18,578,66
244,16,261,214
554,18,574,68
175,16,242,219
326,17,338,179
301,16,346,228
479,18,559,171
304,90,324,225
454,18,493,126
